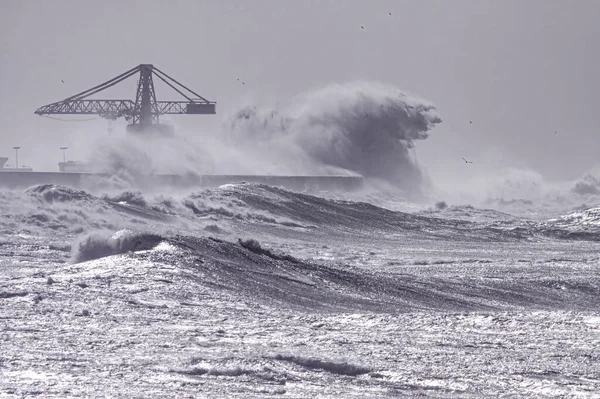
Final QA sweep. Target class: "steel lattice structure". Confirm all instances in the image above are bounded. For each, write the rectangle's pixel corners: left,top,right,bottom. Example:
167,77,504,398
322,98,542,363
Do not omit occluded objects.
35,64,216,128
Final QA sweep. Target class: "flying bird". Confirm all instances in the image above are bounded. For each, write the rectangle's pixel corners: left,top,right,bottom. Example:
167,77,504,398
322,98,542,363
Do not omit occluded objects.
469,121,472,124
389,12,392,16
361,26,364,29
462,157,473,164
554,130,558,134
61,79,64,83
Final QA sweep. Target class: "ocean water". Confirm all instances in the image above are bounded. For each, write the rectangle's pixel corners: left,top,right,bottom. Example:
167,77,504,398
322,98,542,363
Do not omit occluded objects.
3,80,600,397
1,182,599,398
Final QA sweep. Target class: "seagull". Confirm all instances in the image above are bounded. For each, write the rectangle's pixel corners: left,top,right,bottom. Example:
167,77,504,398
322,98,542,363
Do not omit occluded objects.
469,121,472,124
361,26,364,29
61,79,64,83
389,12,392,16
462,157,473,164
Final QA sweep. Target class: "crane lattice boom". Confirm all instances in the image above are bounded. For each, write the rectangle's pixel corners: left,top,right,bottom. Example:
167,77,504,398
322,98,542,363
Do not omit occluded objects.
34,64,216,130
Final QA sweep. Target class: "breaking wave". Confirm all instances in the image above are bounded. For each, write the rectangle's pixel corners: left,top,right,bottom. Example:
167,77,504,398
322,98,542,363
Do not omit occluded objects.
69,81,441,198
2,183,600,313
25,184,95,203
5,183,600,246
71,230,164,263
68,232,600,312
226,81,441,197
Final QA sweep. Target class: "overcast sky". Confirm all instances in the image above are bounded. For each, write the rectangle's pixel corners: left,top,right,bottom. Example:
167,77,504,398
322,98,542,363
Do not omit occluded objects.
1,0,599,181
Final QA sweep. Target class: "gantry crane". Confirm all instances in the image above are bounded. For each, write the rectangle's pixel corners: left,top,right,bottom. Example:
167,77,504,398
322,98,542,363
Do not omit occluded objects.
34,64,216,135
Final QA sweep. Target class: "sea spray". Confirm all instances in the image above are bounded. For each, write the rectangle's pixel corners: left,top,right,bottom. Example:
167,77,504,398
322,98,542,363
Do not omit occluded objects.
78,81,441,198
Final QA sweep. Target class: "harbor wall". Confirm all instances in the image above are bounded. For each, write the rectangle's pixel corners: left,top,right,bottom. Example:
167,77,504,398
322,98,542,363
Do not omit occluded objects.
0,171,364,192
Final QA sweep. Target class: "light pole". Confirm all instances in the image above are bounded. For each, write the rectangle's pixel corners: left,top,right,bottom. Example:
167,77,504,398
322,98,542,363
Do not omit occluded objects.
60,147,68,163
12,147,20,168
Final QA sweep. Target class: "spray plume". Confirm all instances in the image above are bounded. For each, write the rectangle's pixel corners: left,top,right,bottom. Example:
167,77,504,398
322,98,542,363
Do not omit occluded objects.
77,81,441,196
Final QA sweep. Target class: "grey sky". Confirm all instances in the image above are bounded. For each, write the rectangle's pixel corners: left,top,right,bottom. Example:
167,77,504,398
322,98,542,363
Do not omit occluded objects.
1,0,599,181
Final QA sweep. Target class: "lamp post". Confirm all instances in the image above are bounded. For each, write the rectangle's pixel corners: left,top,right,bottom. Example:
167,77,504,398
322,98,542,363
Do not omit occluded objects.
60,147,68,163
12,147,20,168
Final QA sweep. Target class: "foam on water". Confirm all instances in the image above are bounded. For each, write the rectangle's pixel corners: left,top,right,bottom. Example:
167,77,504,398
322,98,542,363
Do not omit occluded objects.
2,183,600,397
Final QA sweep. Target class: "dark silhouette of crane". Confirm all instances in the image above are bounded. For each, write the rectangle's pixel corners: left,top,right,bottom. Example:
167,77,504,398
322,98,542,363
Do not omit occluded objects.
35,64,216,135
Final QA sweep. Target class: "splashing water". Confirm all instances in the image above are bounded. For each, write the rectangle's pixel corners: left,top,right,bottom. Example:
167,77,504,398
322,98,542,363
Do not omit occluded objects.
226,81,442,196
75,81,441,198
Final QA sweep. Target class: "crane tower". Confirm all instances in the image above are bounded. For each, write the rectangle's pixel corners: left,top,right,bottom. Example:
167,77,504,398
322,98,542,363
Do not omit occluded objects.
34,64,216,135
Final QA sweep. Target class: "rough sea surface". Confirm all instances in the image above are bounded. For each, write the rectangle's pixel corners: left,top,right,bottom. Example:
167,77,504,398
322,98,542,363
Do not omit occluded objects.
1,183,599,398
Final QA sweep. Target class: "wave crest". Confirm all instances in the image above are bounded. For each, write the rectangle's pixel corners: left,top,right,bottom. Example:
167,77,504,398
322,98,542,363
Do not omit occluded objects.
71,230,165,263
225,81,441,195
